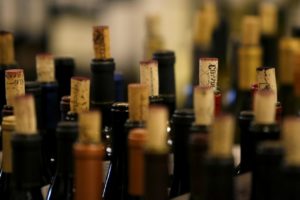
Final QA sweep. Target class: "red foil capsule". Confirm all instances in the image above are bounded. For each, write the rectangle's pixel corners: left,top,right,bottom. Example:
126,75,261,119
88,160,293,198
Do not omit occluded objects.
214,90,222,116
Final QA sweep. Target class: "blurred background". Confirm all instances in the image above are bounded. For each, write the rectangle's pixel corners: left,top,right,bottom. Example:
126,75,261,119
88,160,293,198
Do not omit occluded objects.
1,0,299,108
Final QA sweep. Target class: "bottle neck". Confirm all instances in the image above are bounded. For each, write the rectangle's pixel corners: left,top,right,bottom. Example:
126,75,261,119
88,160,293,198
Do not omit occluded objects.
56,138,75,175
2,127,13,173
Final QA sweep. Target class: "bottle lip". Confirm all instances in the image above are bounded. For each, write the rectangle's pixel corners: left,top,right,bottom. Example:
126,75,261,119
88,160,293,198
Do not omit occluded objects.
111,102,128,112
256,66,275,71
153,50,175,60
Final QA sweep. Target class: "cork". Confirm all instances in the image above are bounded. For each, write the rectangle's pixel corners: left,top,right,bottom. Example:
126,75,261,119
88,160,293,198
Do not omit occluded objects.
146,106,168,153
70,76,90,113
279,38,300,84
238,46,262,90
256,67,277,101
140,60,159,96
2,116,15,173
241,16,261,46
294,51,300,96
5,69,25,106
199,58,218,90
0,31,15,65
146,15,161,37
128,128,147,196
209,114,234,159
36,53,55,82
14,95,37,134
194,10,213,46
193,86,214,125
79,110,101,143
253,90,276,124
93,26,111,59
259,2,278,36
128,83,149,121
283,117,300,166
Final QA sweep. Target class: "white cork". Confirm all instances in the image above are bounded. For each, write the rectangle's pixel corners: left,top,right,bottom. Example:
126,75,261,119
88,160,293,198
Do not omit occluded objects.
79,110,101,143
193,86,214,125
14,95,37,135
241,16,261,46
256,67,277,101
259,2,278,36
146,106,168,153
209,115,235,159
254,90,276,124
93,26,111,59
140,60,159,96
70,77,90,113
199,58,218,90
128,83,149,121
283,117,300,166
5,69,25,106
36,53,55,82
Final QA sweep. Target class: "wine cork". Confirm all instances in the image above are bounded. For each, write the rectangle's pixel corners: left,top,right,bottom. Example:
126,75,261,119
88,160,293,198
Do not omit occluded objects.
253,89,276,124
202,1,218,29
2,116,15,173
140,60,159,96
279,38,300,85
259,2,278,36
79,110,101,143
93,26,111,59
14,95,37,134
36,53,55,82
194,10,213,46
241,16,261,46
5,69,25,106
0,31,15,65
209,115,234,159
199,58,218,89
128,83,149,121
256,67,277,101
70,77,90,113
193,86,214,125
238,46,262,90
294,51,300,96
283,117,300,166
146,15,161,37
146,106,168,153
128,128,147,196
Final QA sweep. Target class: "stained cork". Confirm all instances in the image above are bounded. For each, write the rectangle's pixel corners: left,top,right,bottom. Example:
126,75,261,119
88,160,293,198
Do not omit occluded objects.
256,67,277,101
5,69,25,106
70,76,90,113
93,26,111,59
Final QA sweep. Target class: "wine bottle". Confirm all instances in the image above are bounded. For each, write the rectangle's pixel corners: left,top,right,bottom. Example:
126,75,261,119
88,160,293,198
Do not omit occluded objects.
236,16,262,113
0,116,15,199
169,109,194,198
140,60,163,105
259,2,279,67
66,76,90,121
10,95,43,200
278,37,300,115
189,134,208,200
54,57,75,101
74,111,104,200
103,102,129,200
251,141,284,200
190,86,214,135
46,121,78,200
127,128,147,200
203,115,235,200
293,51,300,115
0,31,18,121
153,50,176,117
282,117,300,199
60,95,70,121
144,106,169,200
91,26,115,158
36,53,60,176
198,58,221,115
